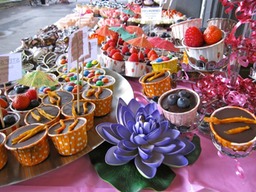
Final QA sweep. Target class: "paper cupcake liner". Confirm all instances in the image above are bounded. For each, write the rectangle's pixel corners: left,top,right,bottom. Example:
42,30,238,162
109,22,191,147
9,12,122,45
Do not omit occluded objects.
101,53,125,74
0,133,7,170
49,118,88,156
151,58,178,73
139,72,171,98
10,134,49,166
125,61,147,77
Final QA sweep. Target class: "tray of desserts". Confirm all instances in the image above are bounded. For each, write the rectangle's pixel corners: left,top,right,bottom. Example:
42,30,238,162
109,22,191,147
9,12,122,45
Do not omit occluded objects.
0,68,134,187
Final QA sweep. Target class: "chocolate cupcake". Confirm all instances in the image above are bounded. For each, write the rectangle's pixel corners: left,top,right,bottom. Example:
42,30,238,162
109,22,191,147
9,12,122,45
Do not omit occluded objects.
61,100,95,131
48,117,87,156
5,123,49,166
41,90,74,108
24,104,60,127
207,106,256,153
0,132,7,170
158,88,200,127
139,70,171,98
82,87,113,117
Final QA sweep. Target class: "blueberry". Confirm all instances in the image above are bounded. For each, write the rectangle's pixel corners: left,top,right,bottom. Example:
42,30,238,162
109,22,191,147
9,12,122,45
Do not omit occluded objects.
178,90,190,98
3,114,16,126
29,99,40,108
14,85,25,94
177,97,190,108
167,94,179,105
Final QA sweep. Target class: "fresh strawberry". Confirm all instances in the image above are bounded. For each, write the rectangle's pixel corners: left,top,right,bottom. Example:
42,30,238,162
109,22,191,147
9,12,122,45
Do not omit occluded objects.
25,89,38,101
128,53,139,62
112,52,124,61
12,94,30,110
121,45,129,54
203,25,222,45
184,26,204,47
0,98,8,108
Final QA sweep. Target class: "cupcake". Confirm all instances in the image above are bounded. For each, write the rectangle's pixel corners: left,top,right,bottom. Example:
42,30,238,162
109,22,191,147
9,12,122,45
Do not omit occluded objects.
206,106,256,153
48,117,87,156
87,75,116,91
0,111,20,136
158,88,200,127
41,90,74,108
151,56,179,73
5,123,49,166
0,132,7,170
62,81,90,100
24,104,60,127
82,87,113,117
82,68,106,81
139,70,171,98
61,100,95,131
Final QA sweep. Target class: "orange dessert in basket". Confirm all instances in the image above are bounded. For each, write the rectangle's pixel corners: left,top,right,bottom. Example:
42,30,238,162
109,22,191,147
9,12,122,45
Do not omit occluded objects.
82,87,113,117
61,100,95,131
0,132,7,170
205,106,256,152
139,70,171,98
24,104,60,126
5,123,49,166
48,117,87,156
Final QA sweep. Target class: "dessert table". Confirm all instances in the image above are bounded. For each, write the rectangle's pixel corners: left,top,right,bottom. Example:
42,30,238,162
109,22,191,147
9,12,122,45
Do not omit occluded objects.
1,77,256,192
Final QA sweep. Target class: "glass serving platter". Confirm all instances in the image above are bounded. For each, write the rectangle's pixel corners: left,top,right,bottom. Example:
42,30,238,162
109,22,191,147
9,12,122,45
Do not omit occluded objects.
0,68,134,187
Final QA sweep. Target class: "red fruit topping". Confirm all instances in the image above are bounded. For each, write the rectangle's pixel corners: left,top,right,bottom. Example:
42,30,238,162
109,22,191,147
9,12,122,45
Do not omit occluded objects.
128,53,139,62
25,89,38,101
130,47,139,54
112,52,124,61
121,45,129,54
184,26,204,47
0,98,8,108
203,25,222,45
12,94,30,110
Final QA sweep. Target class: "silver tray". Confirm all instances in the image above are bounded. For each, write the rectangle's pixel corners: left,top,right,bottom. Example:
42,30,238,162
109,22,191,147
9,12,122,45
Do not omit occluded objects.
0,68,134,187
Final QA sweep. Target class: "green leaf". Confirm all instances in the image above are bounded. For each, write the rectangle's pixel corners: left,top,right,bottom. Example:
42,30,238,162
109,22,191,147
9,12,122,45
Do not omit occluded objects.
187,134,201,165
89,142,176,192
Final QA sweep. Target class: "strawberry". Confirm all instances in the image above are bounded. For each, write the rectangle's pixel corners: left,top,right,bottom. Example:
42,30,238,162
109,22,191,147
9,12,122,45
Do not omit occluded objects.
12,94,30,110
25,89,38,101
112,52,124,61
184,26,204,47
138,51,145,62
0,98,8,108
203,25,222,45
128,53,139,62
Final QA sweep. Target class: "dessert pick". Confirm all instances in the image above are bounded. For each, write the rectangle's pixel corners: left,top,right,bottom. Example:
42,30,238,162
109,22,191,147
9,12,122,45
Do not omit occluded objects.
71,100,88,117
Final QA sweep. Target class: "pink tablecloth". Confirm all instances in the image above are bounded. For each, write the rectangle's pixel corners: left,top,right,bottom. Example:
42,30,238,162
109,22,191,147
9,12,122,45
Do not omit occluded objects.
1,77,256,192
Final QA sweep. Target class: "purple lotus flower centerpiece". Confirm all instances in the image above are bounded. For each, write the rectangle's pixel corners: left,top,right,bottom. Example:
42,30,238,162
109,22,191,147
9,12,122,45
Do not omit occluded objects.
96,98,195,179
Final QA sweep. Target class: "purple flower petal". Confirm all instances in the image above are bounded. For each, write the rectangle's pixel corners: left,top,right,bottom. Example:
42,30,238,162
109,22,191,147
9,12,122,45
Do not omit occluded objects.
154,137,171,146
123,110,136,128
105,146,130,165
138,147,151,160
116,98,127,124
146,127,162,141
179,137,195,155
141,152,164,168
122,140,137,150
154,143,177,154
163,154,189,167
132,133,148,145
114,146,137,161
127,99,143,115
96,123,121,145
135,156,157,179
116,123,132,139
165,140,186,155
